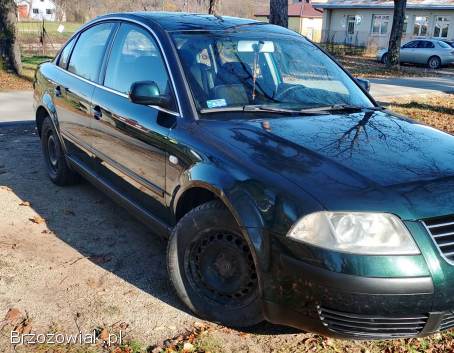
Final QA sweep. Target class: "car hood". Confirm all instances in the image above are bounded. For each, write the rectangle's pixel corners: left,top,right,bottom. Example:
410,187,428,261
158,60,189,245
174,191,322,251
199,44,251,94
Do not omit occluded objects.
203,110,454,221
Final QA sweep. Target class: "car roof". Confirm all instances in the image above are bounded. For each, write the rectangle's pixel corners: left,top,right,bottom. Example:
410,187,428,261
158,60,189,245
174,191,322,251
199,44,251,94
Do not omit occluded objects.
97,12,270,32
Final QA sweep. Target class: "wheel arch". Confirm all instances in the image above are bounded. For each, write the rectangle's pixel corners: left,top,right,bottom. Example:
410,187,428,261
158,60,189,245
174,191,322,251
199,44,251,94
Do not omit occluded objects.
172,177,271,289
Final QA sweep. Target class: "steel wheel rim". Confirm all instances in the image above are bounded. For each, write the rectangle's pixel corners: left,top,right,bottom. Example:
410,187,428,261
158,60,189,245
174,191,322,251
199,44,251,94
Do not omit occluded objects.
185,230,258,308
47,133,59,172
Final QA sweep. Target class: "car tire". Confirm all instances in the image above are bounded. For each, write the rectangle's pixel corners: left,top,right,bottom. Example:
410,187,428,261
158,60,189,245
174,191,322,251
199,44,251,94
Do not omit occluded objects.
428,56,441,69
381,53,389,65
40,116,79,186
167,200,263,327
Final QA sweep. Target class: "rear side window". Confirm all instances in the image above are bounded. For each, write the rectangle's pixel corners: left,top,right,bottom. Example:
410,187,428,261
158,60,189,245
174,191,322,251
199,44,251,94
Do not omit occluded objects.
402,41,418,49
68,22,114,82
104,23,174,101
58,36,76,69
418,41,435,49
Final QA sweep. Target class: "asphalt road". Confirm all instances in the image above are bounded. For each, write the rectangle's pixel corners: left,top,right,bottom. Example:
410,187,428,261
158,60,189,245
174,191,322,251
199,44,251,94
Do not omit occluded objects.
0,75,453,123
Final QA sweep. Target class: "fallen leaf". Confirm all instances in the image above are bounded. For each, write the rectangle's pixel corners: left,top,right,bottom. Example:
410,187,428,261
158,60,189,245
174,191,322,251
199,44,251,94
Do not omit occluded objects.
4,308,22,325
19,201,30,207
99,327,109,341
0,186,11,192
89,255,111,265
29,216,45,224
63,209,75,216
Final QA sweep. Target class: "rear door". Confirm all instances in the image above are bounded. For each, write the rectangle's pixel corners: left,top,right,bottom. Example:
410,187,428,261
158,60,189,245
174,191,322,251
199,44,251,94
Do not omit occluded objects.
90,22,179,224
400,40,418,63
416,40,435,64
55,22,116,166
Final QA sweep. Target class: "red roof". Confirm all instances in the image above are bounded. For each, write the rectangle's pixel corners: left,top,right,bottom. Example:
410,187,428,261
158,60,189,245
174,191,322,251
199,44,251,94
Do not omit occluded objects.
255,1,323,18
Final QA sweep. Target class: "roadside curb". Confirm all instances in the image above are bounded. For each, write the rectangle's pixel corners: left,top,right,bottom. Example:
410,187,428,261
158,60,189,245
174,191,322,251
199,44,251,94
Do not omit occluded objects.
0,120,35,129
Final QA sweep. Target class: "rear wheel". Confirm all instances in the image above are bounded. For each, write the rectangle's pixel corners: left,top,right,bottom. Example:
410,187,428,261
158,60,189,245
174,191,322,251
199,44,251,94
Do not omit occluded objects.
381,53,389,65
428,56,441,69
167,200,263,327
41,116,79,186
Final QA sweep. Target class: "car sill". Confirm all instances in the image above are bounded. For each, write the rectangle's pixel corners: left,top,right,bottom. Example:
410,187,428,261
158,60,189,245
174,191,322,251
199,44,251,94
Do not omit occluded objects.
67,155,172,238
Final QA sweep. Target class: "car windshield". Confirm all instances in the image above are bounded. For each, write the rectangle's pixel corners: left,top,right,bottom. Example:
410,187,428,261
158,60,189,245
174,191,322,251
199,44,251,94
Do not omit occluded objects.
172,30,374,115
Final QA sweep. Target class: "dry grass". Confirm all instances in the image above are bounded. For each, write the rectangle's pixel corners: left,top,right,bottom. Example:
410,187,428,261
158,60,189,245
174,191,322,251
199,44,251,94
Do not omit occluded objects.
386,94,454,135
0,68,33,91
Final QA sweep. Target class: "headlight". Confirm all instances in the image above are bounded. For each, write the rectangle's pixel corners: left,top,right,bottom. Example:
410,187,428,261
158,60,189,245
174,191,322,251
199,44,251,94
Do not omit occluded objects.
287,212,420,255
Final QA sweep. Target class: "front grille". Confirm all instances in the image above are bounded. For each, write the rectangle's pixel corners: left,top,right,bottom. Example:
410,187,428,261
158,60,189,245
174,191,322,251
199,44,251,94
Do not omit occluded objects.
422,215,454,262
440,311,454,331
318,307,428,338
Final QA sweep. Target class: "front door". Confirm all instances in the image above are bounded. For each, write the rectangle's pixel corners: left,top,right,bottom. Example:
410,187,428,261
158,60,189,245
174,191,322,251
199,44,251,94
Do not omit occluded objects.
400,40,418,63
90,22,179,224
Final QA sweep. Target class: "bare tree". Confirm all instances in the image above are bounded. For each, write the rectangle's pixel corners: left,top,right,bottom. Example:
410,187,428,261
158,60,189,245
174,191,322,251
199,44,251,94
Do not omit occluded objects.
269,0,288,28
0,0,21,74
386,0,407,68
208,0,220,15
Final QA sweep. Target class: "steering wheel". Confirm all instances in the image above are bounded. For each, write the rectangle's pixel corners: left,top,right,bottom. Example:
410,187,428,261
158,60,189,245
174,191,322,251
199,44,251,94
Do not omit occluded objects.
274,85,305,101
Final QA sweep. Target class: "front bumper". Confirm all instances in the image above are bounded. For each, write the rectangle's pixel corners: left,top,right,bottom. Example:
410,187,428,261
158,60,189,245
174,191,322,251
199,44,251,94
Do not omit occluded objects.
260,221,454,340
262,255,448,339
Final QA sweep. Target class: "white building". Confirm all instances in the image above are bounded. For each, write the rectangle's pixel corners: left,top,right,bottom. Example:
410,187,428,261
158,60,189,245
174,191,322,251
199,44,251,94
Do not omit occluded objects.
313,0,454,48
18,0,58,21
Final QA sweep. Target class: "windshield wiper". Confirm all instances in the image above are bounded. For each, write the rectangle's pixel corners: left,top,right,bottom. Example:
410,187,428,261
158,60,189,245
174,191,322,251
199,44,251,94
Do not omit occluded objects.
299,104,385,114
200,105,302,115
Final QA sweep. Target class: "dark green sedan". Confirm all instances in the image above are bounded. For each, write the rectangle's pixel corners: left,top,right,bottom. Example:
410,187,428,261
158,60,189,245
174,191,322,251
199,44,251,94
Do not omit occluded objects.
33,12,454,339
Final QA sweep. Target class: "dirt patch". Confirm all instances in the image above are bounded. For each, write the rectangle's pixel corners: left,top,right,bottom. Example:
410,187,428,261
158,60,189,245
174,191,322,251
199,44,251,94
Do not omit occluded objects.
0,123,196,351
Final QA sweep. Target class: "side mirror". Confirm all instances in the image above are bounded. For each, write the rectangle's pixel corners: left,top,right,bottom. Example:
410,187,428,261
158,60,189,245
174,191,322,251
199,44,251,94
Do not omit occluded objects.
356,78,370,92
129,81,172,109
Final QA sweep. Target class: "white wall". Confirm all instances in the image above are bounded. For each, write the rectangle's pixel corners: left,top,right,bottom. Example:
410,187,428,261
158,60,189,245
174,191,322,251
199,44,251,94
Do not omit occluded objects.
322,8,454,48
29,0,56,21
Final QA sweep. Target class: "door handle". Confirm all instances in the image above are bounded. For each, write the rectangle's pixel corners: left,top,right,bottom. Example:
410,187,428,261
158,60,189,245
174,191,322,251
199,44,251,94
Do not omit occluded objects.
54,86,62,97
93,105,102,120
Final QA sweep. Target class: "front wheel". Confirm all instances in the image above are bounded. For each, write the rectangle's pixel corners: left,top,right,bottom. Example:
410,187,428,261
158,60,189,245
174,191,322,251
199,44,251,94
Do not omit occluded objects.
167,200,263,327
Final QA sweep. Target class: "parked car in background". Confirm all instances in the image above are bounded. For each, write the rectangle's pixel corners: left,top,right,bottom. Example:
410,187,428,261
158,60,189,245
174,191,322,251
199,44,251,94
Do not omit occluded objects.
34,12,454,340
441,39,454,48
377,38,454,69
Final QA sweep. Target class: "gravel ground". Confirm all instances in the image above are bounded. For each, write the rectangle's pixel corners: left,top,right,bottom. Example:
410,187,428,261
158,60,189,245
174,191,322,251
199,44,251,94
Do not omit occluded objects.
0,123,196,350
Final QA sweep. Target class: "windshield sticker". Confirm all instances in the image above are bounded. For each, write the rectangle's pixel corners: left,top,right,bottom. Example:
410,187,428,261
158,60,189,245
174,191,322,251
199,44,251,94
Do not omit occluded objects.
207,99,227,109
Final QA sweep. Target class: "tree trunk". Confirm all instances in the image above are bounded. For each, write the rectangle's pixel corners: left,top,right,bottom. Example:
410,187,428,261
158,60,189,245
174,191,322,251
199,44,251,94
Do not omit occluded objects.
269,0,288,28
208,0,220,15
386,0,407,68
0,0,21,74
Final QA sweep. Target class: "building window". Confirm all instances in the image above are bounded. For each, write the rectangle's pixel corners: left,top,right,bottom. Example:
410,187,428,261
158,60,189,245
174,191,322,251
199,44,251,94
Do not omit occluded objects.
413,16,429,36
32,8,39,14
346,15,356,35
46,9,53,14
371,15,390,35
434,16,450,38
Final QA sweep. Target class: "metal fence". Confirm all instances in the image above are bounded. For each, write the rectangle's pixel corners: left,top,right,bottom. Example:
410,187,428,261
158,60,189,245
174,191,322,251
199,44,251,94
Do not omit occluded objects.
17,21,78,56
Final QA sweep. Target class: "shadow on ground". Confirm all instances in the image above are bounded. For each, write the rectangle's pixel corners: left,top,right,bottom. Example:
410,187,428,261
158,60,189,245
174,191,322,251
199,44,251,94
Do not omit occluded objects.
0,122,294,338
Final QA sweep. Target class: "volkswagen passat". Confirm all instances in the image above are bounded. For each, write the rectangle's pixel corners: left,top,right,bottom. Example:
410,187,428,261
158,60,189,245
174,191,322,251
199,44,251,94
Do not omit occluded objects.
34,12,454,339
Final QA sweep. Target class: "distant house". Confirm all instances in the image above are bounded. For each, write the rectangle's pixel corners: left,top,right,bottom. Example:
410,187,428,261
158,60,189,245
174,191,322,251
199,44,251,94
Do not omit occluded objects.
16,0,58,21
313,0,454,48
255,0,324,42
